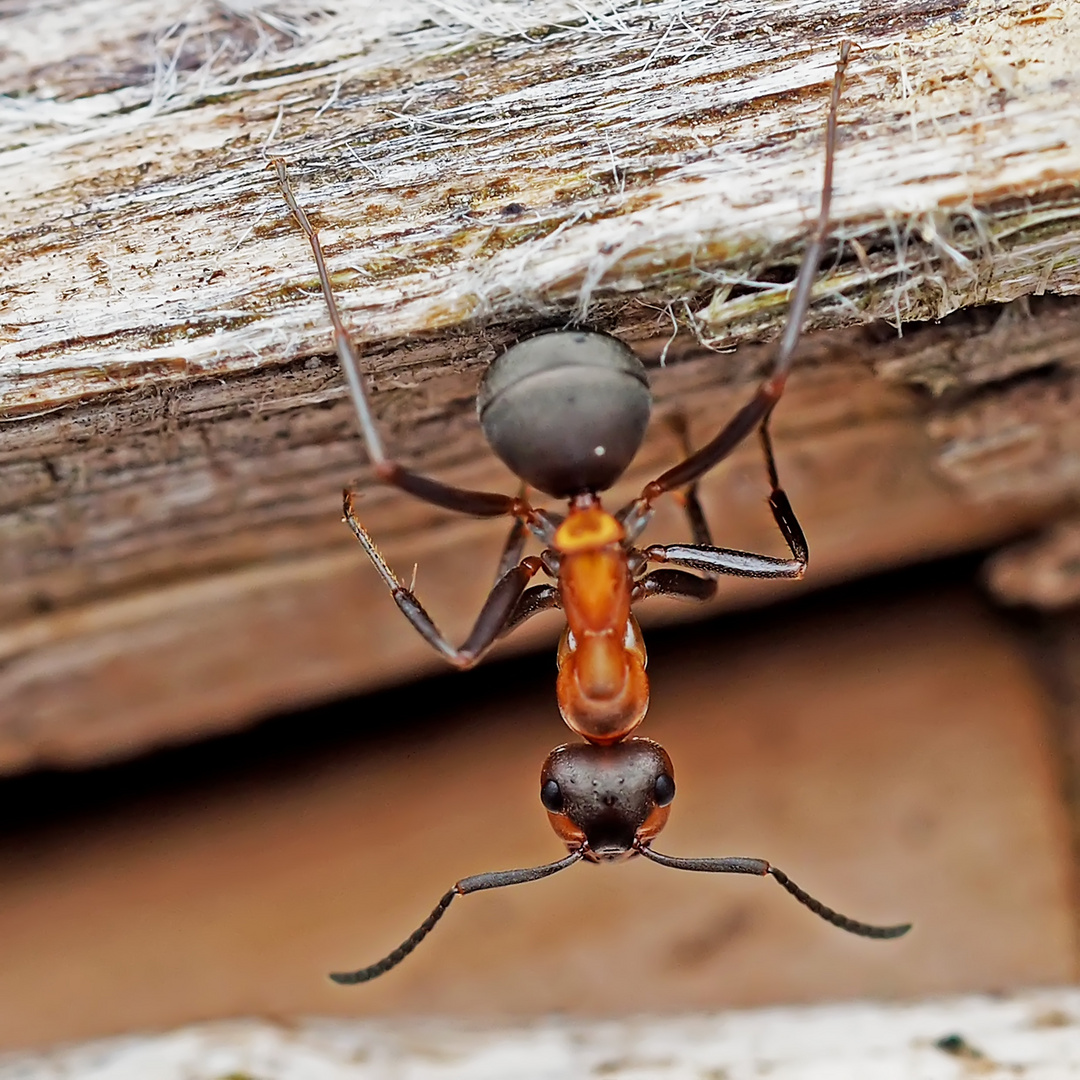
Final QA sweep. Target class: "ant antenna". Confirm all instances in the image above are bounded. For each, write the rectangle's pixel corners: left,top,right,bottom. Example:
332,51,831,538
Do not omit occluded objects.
332,840,908,987
635,844,911,940
329,849,585,984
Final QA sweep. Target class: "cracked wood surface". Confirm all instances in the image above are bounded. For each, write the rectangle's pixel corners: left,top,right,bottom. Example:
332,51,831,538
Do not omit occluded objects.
1,0,1079,770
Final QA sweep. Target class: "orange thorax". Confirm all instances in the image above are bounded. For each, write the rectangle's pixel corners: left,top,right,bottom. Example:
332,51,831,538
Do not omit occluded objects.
554,505,649,744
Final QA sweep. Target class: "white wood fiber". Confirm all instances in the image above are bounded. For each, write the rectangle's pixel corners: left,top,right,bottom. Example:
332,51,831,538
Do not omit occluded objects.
2,0,1078,416
4,990,1080,1079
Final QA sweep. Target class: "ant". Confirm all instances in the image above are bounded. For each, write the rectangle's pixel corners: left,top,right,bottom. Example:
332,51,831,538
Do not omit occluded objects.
274,41,911,983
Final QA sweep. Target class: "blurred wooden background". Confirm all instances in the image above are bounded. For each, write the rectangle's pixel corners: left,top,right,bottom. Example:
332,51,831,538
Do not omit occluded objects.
0,568,1073,1050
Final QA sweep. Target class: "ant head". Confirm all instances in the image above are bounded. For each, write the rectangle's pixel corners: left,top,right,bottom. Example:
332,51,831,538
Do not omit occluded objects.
477,331,652,498
540,738,675,862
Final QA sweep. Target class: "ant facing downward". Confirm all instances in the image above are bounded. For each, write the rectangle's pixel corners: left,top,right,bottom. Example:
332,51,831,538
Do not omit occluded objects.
273,40,910,982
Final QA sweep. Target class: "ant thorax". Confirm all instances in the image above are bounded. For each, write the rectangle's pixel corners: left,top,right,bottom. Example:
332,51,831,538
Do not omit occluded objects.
553,500,649,745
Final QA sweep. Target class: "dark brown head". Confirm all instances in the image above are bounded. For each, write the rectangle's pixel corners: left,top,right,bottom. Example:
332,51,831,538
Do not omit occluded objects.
540,738,675,861
477,331,651,498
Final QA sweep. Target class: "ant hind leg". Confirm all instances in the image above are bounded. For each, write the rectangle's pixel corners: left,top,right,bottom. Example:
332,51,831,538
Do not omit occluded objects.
620,41,851,527
273,158,530,523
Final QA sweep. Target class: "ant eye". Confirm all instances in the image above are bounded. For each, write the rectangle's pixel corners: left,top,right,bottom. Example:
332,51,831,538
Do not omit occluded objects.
654,773,675,807
541,779,564,813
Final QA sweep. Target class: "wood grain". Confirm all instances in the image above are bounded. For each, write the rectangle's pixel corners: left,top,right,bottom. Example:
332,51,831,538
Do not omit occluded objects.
1,0,1079,767
8,992,1080,1080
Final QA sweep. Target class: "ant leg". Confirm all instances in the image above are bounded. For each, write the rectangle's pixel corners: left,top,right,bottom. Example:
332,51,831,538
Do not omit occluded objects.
643,442,807,582
343,492,551,668
501,584,562,638
621,42,851,535
273,158,526,521
678,486,712,546
494,517,530,581
633,568,717,604
757,418,809,570
643,540,803,581
656,411,807,578
643,429,808,582
664,413,714,546
492,485,533,584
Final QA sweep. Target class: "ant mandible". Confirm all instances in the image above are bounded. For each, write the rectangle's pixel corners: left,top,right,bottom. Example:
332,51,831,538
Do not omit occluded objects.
274,41,912,984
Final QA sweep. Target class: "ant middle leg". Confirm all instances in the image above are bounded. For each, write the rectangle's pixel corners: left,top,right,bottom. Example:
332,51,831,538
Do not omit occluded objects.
500,583,562,638
342,491,553,668
273,158,541,525
664,412,713,547
757,414,809,569
634,413,806,592
491,484,554,584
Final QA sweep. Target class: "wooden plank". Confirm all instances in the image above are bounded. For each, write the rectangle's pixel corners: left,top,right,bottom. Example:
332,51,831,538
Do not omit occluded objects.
6,991,1080,1080
1,0,1079,767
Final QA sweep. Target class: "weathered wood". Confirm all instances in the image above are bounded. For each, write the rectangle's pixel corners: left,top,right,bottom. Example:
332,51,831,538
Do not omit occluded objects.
989,517,1080,608
1,0,1079,768
6,991,1080,1079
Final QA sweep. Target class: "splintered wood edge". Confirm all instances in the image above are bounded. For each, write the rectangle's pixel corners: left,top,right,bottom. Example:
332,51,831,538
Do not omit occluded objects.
1,0,1078,421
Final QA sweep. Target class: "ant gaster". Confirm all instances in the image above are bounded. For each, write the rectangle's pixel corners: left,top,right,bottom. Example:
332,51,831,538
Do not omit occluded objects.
273,41,911,983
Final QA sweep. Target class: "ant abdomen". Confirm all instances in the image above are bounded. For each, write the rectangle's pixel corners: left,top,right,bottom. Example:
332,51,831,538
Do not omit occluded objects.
477,331,652,498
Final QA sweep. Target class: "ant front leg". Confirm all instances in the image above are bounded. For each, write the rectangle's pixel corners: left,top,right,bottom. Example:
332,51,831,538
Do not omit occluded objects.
632,568,717,604
273,158,538,525
343,492,553,668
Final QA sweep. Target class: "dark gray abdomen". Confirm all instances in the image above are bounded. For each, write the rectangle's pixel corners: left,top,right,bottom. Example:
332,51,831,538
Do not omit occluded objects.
478,331,652,497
